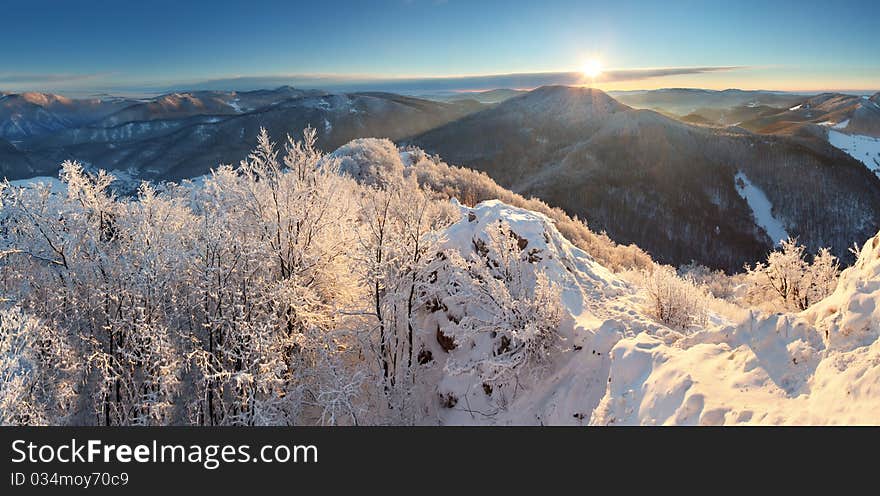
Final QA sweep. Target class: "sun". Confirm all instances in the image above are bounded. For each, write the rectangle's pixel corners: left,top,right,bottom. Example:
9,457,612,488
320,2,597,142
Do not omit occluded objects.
583,59,603,79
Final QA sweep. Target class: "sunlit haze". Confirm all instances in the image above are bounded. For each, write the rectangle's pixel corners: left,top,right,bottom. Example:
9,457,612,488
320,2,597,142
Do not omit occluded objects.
1,0,877,96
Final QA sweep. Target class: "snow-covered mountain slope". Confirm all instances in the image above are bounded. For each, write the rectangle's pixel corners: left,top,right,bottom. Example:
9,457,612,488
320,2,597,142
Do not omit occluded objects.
421,196,880,425
413,86,880,272
734,171,790,245
591,230,880,425
828,129,880,177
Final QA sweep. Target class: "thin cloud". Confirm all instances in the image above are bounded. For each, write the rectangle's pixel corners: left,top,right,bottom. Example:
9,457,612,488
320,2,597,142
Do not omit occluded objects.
0,73,102,84
32,66,748,97
600,66,745,82
370,66,747,92
173,66,748,94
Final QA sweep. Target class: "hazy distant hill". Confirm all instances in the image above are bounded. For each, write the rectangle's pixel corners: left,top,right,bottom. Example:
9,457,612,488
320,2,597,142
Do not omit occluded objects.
9,89,484,181
413,86,880,271
93,87,331,127
680,105,786,128
630,88,880,140
731,92,880,137
610,88,804,116
0,92,134,140
417,88,528,105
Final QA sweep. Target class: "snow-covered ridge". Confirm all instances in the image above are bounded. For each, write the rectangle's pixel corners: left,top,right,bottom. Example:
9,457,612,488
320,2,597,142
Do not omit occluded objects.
6,169,142,195
592,231,880,425
426,180,880,425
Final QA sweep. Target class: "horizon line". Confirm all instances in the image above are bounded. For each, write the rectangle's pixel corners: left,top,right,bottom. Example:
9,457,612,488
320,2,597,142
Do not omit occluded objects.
4,84,878,101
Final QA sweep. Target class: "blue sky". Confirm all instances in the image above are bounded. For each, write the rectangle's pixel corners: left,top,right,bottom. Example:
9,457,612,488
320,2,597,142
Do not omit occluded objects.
1,0,877,95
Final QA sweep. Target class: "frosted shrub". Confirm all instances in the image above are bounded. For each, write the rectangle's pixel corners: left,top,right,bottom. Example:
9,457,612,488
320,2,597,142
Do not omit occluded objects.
679,262,737,300
745,238,840,311
0,308,79,425
88,318,180,426
352,168,458,419
185,127,360,425
643,266,709,331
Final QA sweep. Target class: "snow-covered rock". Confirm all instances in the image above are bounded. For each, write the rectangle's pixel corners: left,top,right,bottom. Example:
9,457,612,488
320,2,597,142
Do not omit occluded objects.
441,199,625,305
424,199,642,425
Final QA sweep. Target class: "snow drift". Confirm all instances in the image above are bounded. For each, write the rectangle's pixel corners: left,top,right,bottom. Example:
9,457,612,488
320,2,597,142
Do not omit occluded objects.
592,231,880,425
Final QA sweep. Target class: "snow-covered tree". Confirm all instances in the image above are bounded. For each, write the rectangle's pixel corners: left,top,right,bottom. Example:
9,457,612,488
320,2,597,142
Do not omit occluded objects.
352,170,458,420
175,128,365,425
746,238,840,311
0,307,79,425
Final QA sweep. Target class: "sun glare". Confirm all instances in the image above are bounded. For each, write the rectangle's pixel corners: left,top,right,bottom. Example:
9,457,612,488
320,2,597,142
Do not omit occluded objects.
583,59,603,80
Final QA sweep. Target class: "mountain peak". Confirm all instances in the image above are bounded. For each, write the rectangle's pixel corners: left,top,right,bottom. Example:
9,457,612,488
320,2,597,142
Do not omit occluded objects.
3,91,73,107
528,84,613,98
502,85,630,117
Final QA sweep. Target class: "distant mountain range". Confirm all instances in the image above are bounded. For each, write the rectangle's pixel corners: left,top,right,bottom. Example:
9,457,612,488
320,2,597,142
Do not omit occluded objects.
3,84,880,271
412,86,880,271
419,88,528,104
0,87,482,181
648,91,880,139
0,91,133,140
609,88,806,116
